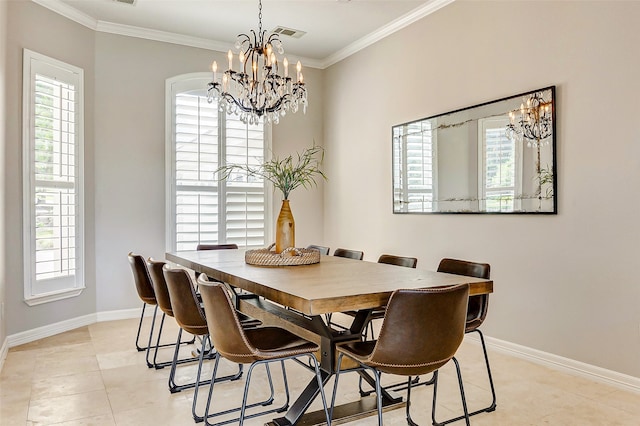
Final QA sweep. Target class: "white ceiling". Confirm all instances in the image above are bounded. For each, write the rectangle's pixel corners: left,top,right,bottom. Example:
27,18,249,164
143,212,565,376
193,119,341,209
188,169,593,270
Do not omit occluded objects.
34,0,453,68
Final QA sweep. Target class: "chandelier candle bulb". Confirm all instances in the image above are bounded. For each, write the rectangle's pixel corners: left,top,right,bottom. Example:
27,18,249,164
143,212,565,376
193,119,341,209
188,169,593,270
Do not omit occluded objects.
212,61,217,82
227,50,233,71
283,58,288,77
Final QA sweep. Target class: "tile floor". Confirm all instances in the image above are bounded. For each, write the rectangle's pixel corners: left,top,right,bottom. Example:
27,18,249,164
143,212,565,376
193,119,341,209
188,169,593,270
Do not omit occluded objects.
1,316,639,425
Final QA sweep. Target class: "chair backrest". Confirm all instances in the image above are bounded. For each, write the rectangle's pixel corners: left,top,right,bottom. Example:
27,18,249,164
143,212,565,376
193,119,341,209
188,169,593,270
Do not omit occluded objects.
377,254,418,269
162,266,208,336
333,248,364,260
147,259,174,317
367,284,469,376
127,253,156,305
307,245,330,255
197,277,256,363
437,258,490,330
196,243,239,251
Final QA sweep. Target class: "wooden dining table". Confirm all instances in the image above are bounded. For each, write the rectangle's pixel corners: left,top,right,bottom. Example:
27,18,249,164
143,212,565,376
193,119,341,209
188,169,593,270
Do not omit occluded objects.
166,249,493,426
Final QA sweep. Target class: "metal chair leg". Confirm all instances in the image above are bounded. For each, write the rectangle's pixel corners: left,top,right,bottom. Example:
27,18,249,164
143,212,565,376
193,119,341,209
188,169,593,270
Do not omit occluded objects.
453,357,471,426
432,330,497,425
144,305,159,368
475,329,497,412
359,372,431,397
329,353,344,422
309,355,332,426
373,368,384,426
432,358,471,426
406,376,418,426
152,319,199,370
202,359,288,426
135,303,151,351
191,336,244,422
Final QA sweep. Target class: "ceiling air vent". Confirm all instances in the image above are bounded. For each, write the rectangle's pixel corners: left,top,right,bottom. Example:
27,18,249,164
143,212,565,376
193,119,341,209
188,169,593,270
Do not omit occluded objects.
272,26,306,39
113,0,136,5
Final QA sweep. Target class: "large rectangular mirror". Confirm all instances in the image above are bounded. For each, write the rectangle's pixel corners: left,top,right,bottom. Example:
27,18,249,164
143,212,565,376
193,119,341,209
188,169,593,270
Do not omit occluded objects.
392,86,557,214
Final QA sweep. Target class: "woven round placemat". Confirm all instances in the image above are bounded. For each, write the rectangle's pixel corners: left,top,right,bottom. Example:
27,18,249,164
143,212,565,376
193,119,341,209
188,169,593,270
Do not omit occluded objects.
245,244,320,266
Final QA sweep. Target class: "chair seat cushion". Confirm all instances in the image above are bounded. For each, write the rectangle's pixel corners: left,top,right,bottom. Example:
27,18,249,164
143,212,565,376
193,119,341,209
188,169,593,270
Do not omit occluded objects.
245,327,319,359
337,340,377,362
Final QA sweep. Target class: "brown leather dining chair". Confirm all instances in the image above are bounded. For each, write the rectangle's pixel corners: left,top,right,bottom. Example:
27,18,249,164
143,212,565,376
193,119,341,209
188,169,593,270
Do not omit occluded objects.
333,248,364,260
146,259,203,377
163,266,265,422
340,254,418,339
198,278,332,426
307,244,330,255
127,253,193,368
196,243,257,307
127,253,159,356
196,243,239,251
326,248,364,326
330,284,471,426
433,258,495,425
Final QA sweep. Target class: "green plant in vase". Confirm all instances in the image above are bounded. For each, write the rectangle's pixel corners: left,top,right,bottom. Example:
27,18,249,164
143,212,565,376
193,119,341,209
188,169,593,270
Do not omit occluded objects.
216,144,326,253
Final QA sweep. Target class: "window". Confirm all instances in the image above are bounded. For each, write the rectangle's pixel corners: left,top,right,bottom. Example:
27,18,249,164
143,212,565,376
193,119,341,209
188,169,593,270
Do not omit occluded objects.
393,120,436,212
478,117,522,212
22,49,85,305
166,74,270,251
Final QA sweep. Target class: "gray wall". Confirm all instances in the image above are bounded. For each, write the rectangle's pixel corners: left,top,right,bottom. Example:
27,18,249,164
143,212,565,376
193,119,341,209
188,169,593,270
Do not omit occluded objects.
323,1,640,378
0,0,8,346
4,1,96,334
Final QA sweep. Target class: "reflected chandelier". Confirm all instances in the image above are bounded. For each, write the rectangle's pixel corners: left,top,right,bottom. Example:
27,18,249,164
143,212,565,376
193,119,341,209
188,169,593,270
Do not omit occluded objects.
207,0,307,125
506,91,553,148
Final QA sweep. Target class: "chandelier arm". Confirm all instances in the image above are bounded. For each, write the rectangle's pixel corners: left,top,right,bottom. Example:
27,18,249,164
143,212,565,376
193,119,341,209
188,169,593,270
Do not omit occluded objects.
207,0,307,124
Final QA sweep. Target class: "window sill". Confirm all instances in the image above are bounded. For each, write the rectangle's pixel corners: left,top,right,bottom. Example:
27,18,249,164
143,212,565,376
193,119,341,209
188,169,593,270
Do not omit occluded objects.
24,287,86,306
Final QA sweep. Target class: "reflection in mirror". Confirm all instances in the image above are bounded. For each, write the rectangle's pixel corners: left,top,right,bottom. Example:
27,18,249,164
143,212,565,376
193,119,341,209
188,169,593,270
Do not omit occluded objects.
392,86,556,214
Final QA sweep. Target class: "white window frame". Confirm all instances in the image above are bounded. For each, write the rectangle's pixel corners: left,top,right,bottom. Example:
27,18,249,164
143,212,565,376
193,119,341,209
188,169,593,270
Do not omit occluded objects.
22,49,85,305
393,119,437,213
478,117,522,212
165,73,272,252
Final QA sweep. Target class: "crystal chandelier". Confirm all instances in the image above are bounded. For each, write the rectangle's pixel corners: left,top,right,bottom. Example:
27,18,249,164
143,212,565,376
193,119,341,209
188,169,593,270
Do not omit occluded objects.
207,0,307,125
506,91,553,148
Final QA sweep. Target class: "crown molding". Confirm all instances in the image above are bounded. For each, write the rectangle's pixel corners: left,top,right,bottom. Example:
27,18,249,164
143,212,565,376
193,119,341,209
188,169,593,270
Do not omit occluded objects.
319,0,455,69
32,0,97,30
30,0,451,70
96,20,230,51
96,21,324,69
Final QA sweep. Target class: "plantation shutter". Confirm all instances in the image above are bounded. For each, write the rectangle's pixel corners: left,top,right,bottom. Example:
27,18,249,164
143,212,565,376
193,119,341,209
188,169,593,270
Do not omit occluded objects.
483,120,516,212
169,75,267,251
23,49,85,304
393,120,434,212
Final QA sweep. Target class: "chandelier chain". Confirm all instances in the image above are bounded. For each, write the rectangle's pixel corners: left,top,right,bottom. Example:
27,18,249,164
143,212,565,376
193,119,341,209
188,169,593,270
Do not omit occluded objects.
258,0,262,35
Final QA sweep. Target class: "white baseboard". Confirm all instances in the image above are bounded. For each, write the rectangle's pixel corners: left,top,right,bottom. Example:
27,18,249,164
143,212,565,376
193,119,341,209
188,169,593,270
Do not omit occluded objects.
472,334,640,394
4,306,146,349
95,306,147,322
6,313,97,347
0,337,8,373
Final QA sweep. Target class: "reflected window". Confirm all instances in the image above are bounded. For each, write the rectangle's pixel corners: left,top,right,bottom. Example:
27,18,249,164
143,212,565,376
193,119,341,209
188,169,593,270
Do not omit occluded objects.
393,120,436,212
478,117,522,212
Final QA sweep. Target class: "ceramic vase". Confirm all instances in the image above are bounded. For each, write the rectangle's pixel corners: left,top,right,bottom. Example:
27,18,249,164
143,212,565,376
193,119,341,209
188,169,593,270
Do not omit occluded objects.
275,199,295,253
